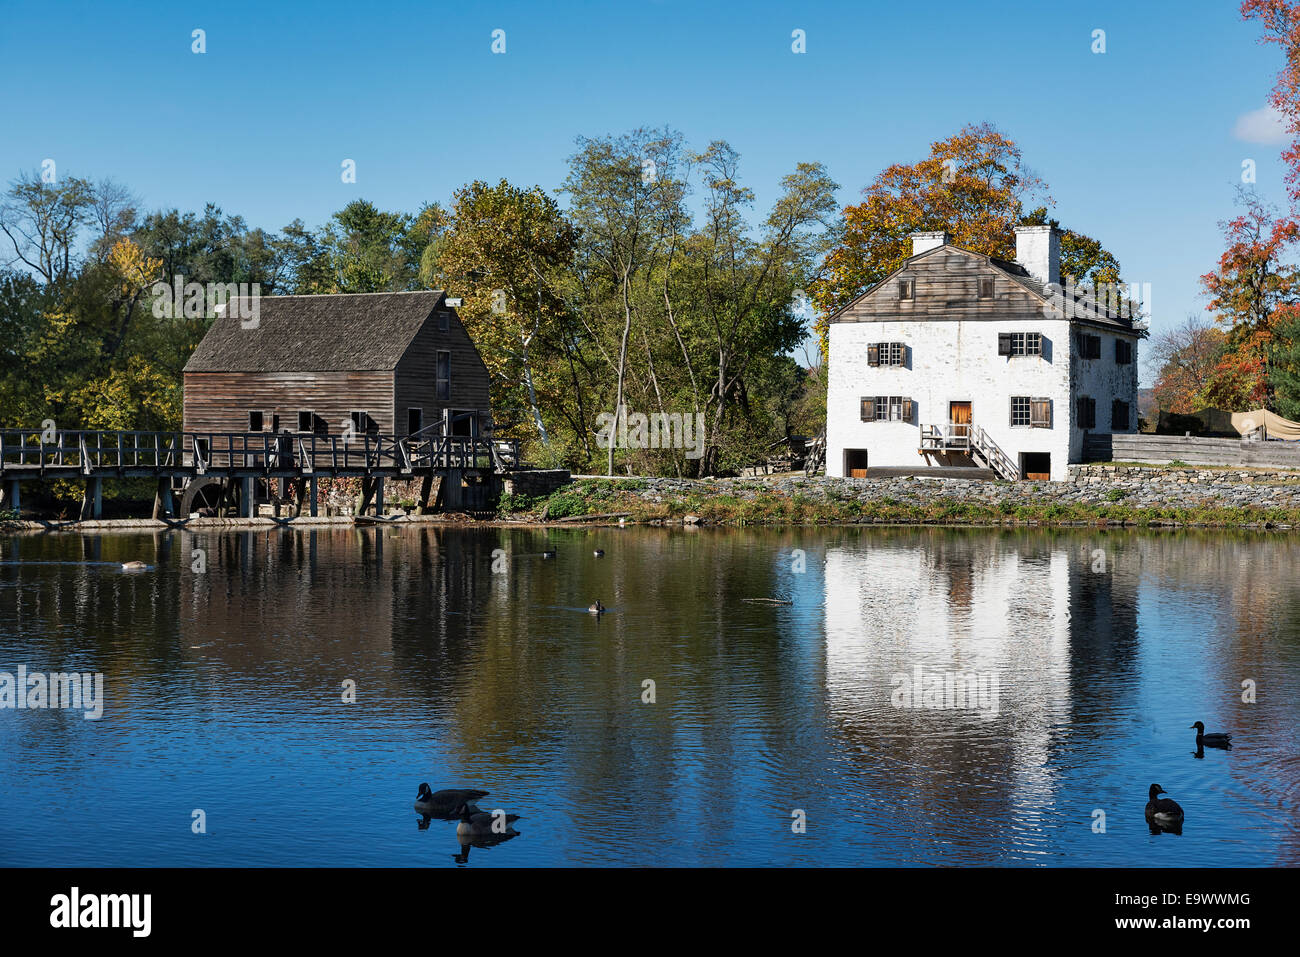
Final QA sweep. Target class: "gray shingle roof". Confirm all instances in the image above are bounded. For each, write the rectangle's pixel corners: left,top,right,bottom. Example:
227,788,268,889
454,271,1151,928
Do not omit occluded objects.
183,291,445,373
988,257,1137,330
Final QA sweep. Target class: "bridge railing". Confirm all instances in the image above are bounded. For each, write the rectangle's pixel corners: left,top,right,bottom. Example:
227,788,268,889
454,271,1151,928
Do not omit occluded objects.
0,429,185,473
2,428,521,476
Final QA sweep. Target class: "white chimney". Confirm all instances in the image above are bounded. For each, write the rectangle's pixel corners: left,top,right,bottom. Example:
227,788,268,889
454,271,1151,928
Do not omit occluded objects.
1013,225,1060,286
910,230,948,256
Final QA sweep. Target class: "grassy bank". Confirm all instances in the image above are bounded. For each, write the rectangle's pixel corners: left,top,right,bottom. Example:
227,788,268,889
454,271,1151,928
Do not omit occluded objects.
497,478,1300,530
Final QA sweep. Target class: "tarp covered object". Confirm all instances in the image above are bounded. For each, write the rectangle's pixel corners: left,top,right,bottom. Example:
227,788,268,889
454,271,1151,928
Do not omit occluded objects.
1231,408,1300,441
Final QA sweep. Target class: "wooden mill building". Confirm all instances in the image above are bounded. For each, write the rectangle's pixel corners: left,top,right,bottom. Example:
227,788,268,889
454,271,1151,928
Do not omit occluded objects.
183,290,492,441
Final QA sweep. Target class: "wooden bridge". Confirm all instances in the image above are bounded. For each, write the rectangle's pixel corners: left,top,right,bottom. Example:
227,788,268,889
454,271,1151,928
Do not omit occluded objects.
0,425,520,520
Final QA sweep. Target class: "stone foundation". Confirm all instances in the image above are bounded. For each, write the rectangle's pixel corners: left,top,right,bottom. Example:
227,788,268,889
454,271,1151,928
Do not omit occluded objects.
502,469,571,498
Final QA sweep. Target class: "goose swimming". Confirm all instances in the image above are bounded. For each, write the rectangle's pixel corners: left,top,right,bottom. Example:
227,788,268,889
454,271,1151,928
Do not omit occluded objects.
541,549,556,559
1145,784,1185,826
120,561,148,571
1190,721,1232,749
414,783,489,818
454,804,521,839
588,600,605,615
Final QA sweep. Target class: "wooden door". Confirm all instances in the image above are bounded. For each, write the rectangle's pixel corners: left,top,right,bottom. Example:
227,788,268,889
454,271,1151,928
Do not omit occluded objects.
949,401,971,445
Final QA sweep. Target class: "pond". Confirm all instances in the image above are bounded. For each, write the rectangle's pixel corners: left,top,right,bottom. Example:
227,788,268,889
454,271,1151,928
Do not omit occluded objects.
1,524,1297,866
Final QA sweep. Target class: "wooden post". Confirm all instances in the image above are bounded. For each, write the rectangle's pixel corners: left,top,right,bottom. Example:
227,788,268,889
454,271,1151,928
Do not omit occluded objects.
4,479,19,514
416,473,433,515
309,476,319,517
241,477,255,518
356,477,375,516
293,480,307,517
443,469,463,509
374,477,385,517
152,477,174,520
81,478,102,520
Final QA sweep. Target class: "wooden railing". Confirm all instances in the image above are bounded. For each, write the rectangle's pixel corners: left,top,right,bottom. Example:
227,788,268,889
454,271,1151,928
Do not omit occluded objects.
969,425,1018,480
1,427,520,476
0,429,185,473
919,422,971,451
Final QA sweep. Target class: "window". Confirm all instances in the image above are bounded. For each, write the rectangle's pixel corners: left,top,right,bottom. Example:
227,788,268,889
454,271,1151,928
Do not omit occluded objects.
349,411,375,434
1115,339,1133,364
407,408,423,434
1011,396,1052,428
297,410,315,433
998,332,1042,357
1112,399,1130,431
1077,396,1096,429
436,350,451,400
1010,396,1031,427
438,310,450,332
898,278,915,301
861,396,913,422
1077,333,1101,359
867,341,906,366
978,276,995,300
248,410,264,432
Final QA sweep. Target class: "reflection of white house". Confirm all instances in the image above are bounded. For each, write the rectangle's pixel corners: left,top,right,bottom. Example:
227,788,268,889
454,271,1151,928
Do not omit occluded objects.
821,538,1075,835
825,227,1141,482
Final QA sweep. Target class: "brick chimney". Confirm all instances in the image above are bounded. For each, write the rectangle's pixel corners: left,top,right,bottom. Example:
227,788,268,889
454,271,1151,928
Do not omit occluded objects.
910,230,948,256
1013,225,1060,286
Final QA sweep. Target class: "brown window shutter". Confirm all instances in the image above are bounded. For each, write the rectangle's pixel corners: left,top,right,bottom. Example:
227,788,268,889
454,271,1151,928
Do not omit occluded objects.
1031,398,1052,428
860,397,875,421
998,333,1013,356
868,344,880,366
902,398,913,422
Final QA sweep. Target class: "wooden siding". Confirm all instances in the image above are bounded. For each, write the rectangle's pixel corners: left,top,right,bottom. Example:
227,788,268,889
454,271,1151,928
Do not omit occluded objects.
183,371,395,438
833,247,1049,324
393,307,492,436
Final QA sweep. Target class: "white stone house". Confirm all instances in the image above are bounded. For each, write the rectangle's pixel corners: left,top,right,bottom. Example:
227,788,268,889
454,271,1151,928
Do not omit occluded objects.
825,227,1141,482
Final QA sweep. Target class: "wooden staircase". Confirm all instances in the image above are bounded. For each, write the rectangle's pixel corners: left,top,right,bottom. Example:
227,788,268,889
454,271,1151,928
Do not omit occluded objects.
968,425,1018,480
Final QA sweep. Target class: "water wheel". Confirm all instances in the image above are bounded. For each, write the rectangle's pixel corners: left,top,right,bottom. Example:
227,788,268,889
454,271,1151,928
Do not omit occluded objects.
179,477,227,516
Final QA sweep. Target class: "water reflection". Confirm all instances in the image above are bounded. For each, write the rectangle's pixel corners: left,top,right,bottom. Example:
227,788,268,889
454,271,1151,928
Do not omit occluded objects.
0,525,1298,866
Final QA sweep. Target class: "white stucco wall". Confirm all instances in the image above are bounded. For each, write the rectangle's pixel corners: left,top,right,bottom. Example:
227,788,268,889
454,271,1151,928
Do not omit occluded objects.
827,318,1136,482
1069,330,1140,462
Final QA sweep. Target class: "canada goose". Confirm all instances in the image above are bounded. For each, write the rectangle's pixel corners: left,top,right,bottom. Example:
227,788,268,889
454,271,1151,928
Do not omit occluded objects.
120,561,148,571
454,804,521,839
541,549,556,559
593,549,604,557
588,600,605,615
414,783,489,818
1190,721,1232,748
1145,784,1185,825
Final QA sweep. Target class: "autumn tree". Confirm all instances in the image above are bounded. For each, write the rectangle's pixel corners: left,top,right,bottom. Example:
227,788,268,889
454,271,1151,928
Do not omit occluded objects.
1200,190,1300,408
808,123,1047,355
1148,315,1227,413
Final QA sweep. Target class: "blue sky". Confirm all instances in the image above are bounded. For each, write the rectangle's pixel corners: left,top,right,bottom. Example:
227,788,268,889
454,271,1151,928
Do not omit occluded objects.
0,0,1290,383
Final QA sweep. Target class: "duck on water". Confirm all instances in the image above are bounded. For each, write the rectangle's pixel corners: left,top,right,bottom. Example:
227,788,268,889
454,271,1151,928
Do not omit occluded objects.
1191,721,1232,749
414,784,489,819
454,803,521,840
1145,784,1185,832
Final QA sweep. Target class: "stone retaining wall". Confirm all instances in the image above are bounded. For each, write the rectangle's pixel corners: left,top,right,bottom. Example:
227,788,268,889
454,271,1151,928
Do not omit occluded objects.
503,469,571,498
